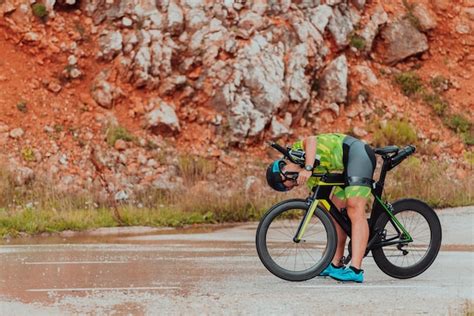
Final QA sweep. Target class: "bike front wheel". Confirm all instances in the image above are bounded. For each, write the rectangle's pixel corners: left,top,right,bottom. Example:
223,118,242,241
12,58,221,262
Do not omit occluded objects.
372,199,442,279
256,200,337,281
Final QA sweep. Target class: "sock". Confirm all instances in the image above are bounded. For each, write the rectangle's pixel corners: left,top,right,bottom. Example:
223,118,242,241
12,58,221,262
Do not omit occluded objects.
349,266,364,274
331,263,343,269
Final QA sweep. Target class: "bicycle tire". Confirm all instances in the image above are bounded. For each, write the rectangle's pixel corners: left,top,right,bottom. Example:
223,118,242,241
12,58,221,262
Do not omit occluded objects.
372,198,442,279
256,200,337,281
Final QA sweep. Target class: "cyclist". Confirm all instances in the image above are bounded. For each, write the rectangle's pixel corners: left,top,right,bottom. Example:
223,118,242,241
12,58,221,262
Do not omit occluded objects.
266,133,376,283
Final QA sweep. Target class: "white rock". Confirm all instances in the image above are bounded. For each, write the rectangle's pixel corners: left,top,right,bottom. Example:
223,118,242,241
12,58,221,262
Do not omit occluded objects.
286,43,310,103
23,32,40,43
360,5,388,52
328,6,354,49
355,64,379,86
98,31,123,61
145,98,181,134
270,117,290,139
115,190,129,201
412,3,437,31
122,17,133,27
91,71,124,109
319,54,348,104
168,1,184,34
309,5,333,33
9,128,24,138
67,55,78,66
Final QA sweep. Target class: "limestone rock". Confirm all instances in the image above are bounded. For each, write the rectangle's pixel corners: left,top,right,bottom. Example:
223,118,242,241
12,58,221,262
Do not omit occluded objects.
23,32,40,43
187,8,208,30
46,81,61,94
309,5,333,34
351,0,366,10
240,36,287,116
0,0,16,15
9,128,24,139
270,117,290,139
355,64,378,86
286,43,310,103
360,5,388,53
91,71,124,109
237,10,265,39
379,18,429,64
328,6,354,49
168,1,184,35
319,54,348,104
412,4,438,31
10,165,35,186
98,30,123,61
464,8,474,21
145,99,181,135
228,94,266,138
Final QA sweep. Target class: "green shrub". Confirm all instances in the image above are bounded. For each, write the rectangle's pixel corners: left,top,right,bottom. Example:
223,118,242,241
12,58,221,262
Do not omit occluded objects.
394,72,424,97
350,35,366,50
32,3,48,21
430,75,449,92
372,119,418,147
106,125,135,146
423,93,448,116
21,147,35,162
461,130,474,146
446,114,471,133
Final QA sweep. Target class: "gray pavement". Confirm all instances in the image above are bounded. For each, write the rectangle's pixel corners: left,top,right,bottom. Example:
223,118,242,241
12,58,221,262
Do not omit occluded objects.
0,206,473,315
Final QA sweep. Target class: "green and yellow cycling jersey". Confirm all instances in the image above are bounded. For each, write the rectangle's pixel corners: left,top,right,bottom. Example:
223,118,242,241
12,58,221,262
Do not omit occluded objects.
291,133,346,172
291,133,372,199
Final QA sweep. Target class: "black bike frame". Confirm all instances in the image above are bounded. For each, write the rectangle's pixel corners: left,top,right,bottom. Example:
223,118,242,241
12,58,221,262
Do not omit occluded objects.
299,153,413,253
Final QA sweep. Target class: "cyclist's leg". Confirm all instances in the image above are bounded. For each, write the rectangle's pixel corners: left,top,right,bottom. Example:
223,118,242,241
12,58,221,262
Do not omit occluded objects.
343,139,376,270
331,188,347,266
346,194,370,269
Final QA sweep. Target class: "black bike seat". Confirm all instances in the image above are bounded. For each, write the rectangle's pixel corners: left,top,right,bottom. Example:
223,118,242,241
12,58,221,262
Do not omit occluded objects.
374,146,399,155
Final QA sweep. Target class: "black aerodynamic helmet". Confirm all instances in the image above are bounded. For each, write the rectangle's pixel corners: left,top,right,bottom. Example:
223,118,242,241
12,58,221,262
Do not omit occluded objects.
266,159,288,192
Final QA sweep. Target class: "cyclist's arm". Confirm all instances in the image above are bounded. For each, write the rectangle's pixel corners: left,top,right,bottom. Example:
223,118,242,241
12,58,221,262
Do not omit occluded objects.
302,136,317,168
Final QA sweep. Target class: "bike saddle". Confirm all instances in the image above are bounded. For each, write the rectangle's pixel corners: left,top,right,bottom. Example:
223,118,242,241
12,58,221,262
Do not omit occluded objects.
374,146,399,155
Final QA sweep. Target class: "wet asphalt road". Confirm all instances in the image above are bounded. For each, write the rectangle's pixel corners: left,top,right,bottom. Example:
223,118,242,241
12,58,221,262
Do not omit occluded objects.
0,206,473,315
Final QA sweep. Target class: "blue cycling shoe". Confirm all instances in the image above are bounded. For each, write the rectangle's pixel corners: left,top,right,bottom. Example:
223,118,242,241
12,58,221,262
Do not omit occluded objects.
329,266,364,283
319,263,344,277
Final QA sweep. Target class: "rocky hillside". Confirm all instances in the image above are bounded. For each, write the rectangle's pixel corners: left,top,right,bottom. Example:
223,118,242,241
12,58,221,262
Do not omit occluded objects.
0,0,472,200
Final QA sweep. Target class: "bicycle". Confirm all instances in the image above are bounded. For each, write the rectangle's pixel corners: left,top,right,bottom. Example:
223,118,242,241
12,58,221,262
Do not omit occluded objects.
256,143,442,281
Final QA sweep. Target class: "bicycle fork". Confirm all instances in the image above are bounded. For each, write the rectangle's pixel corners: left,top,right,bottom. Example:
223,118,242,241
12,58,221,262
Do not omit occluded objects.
293,198,319,243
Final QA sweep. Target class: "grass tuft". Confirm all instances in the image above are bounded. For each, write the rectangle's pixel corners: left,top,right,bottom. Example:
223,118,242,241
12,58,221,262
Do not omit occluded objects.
430,75,449,92
106,125,136,147
21,147,35,162
31,3,48,21
177,155,217,182
372,119,418,147
385,157,473,207
423,93,448,115
394,71,424,97
446,114,471,134
350,34,366,50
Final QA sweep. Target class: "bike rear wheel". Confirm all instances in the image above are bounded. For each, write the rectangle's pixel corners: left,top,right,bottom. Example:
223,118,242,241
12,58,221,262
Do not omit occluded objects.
372,199,442,279
256,200,337,281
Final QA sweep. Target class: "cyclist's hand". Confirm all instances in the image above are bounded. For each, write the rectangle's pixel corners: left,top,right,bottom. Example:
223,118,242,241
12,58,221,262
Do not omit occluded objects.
298,169,312,185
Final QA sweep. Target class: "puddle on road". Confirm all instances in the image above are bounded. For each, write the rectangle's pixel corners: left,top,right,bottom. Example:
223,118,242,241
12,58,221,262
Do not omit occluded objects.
0,224,240,246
